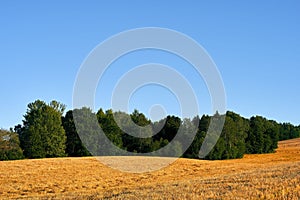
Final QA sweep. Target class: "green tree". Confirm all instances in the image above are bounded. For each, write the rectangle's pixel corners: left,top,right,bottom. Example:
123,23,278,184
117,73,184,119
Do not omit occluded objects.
18,100,66,158
279,123,300,140
197,112,249,160
72,107,106,156
97,109,124,153
122,110,152,153
246,116,265,154
184,115,209,158
62,110,91,157
246,116,279,154
223,112,248,159
0,129,24,160
153,115,181,142
264,120,279,153
201,112,226,160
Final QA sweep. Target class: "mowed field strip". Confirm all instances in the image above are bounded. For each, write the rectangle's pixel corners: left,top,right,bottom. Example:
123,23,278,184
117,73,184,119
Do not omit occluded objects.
1,138,300,199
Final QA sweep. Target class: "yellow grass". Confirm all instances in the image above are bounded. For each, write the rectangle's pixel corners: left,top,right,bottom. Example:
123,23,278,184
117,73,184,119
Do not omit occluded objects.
1,138,300,199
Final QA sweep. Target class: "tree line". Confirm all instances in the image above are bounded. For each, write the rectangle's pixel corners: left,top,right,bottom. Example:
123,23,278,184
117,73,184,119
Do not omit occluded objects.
1,99,300,161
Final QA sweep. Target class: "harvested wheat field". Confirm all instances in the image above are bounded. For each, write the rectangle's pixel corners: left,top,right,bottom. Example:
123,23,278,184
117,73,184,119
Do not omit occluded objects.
1,138,300,199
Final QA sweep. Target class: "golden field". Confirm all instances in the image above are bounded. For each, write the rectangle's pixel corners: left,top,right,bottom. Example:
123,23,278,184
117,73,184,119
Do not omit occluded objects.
1,138,300,199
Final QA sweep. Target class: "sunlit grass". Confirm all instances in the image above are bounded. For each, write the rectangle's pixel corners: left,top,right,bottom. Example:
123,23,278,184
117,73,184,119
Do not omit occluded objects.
0,138,299,199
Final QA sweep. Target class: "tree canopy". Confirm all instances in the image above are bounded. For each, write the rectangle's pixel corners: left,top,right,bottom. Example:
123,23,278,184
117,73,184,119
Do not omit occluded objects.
16,100,66,158
0,129,24,161
1,99,299,161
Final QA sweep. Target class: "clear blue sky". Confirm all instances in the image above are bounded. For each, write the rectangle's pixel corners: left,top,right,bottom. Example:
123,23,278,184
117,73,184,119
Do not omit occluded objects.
1,1,300,129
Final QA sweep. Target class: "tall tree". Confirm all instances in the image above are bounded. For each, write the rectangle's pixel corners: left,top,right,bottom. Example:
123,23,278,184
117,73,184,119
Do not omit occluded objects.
97,109,123,153
122,110,152,153
153,115,181,142
72,107,105,156
246,116,279,154
62,110,91,157
17,100,66,158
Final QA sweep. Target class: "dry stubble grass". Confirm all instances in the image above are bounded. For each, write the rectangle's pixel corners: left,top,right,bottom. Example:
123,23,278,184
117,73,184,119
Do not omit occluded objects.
0,138,300,199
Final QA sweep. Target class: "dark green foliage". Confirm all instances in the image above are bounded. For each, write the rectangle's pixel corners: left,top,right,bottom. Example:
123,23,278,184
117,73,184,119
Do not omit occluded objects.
176,118,197,155
0,129,24,160
279,123,300,141
246,116,265,154
266,120,280,152
62,110,91,157
3,98,300,161
119,110,152,153
150,115,183,156
17,100,66,158
97,109,124,154
196,112,248,160
71,105,295,159
72,107,106,156
153,116,181,142
245,116,279,154
184,115,208,158
183,111,282,160
130,109,151,126
208,113,248,159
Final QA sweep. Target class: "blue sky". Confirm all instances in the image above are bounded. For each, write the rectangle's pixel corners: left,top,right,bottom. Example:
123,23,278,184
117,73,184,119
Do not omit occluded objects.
1,1,300,129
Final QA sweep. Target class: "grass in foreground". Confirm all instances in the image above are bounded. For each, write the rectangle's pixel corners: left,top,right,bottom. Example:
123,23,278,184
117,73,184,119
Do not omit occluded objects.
0,138,300,199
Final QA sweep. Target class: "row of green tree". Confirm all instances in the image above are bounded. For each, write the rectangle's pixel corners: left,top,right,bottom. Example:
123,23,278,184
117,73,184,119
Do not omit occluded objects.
1,100,300,161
